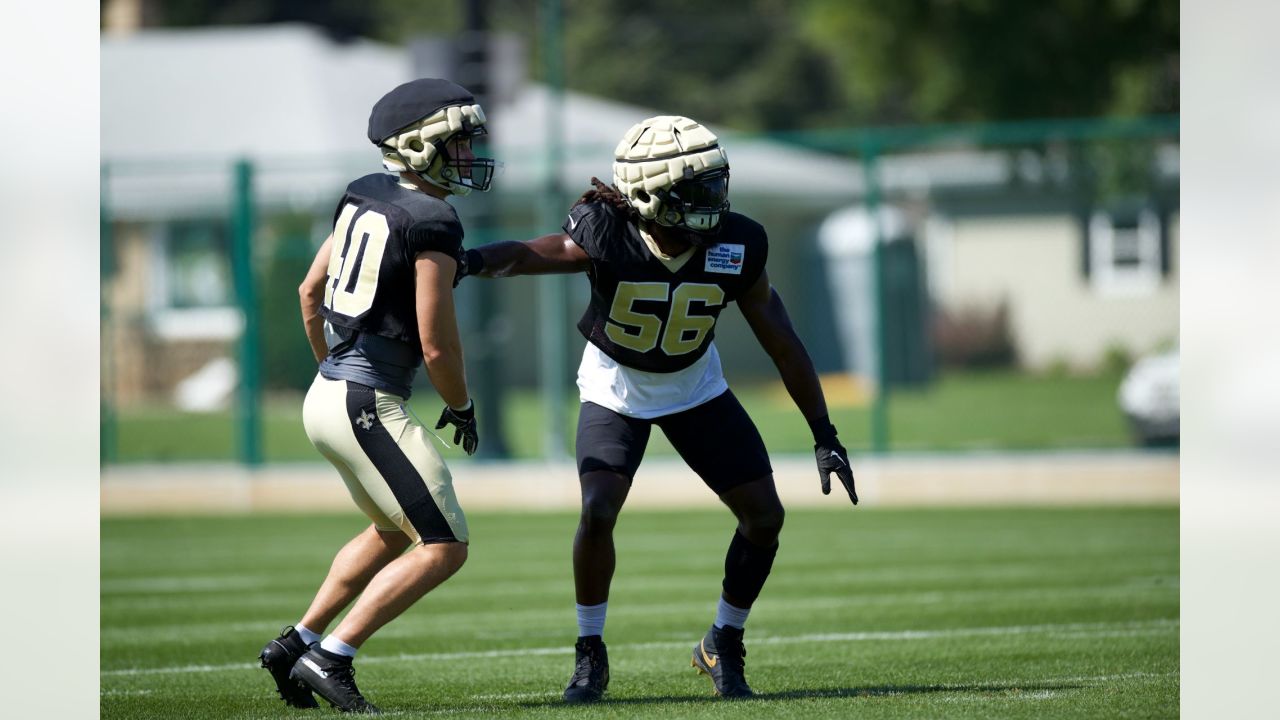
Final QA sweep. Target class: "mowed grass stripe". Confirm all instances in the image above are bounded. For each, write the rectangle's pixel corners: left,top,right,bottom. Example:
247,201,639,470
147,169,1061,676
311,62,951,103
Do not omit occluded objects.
102,556,1178,595
102,566,1177,604
101,581,1178,647
102,508,1177,718
102,618,1176,676
461,670,1181,702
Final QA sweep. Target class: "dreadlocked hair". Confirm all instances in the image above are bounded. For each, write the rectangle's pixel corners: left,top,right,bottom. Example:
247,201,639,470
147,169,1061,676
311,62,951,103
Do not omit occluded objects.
573,176,636,218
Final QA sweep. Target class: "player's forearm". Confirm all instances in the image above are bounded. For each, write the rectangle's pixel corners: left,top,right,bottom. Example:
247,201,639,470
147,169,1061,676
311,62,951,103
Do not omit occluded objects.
418,307,470,408
299,235,334,363
470,234,585,278
471,241,541,277
422,343,470,409
744,286,834,434
770,340,832,433
299,288,328,363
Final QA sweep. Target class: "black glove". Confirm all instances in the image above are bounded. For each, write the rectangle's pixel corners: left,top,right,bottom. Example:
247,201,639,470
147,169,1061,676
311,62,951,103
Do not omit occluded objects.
812,417,857,506
436,401,479,455
452,248,485,288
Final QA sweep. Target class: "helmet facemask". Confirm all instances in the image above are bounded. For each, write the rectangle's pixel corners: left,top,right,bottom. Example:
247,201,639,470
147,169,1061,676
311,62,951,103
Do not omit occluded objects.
654,166,730,242
432,124,498,194
380,104,500,196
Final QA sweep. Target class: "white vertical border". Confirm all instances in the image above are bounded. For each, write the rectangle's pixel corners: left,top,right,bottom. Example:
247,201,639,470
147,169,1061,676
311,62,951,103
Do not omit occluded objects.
1182,1,1280,716
0,1,102,717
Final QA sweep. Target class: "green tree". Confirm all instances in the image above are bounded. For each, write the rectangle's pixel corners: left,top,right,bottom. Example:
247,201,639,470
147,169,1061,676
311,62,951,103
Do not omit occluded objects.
122,0,1177,127
555,0,844,131
801,0,1178,124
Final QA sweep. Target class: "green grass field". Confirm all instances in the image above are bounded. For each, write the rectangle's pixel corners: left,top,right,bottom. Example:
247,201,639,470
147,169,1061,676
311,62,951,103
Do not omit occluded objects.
108,369,1132,462
102,506,1178,718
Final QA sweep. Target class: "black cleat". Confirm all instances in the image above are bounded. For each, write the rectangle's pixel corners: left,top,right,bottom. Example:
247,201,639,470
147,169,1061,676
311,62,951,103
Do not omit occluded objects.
691,625,753,698
259,625,319,708
563,635,609,704
290,648,381,714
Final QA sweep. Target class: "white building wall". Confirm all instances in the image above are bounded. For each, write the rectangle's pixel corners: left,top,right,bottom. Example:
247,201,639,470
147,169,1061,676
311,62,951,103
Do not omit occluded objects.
935,214,1179,369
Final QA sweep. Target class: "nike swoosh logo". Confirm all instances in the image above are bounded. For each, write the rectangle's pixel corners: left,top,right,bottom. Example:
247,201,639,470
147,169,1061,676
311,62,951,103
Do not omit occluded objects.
300,657,328,679
830,452,846,467
568,214,578,230
699,639,718,669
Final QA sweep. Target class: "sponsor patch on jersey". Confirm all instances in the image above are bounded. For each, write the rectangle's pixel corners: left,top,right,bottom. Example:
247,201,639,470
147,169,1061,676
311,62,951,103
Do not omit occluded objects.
704,243,745,274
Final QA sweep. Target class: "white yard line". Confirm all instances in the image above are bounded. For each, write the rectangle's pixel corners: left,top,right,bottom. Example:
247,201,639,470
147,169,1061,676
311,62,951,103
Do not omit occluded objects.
101,581,1179,643
468,691,562,701
101,618,1177,678
100,689,155,697
101,575,277,594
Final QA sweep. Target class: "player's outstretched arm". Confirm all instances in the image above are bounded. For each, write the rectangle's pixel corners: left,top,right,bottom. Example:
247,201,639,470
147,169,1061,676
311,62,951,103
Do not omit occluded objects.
454,233,589,284
299,234,335,363
738,269,858,506
415,250,479,454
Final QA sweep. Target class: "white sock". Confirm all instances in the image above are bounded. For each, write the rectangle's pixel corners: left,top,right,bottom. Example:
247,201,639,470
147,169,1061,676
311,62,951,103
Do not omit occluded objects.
714,597,751,630
294,624,321,645
576,602,608,638
320,634,359,658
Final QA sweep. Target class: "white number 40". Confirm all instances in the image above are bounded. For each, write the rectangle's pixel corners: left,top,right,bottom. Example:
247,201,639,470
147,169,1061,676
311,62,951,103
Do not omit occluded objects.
324,204,390,317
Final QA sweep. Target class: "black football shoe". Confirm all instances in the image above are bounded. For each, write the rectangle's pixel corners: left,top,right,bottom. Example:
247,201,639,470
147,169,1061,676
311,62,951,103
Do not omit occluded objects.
691,625,753,698
290,648,381,714
259,626,319,708
562,635,610,704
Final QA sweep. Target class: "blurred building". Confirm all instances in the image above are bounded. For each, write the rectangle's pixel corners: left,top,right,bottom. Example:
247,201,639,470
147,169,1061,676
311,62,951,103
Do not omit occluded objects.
100,25,864,403
102,25,1178,407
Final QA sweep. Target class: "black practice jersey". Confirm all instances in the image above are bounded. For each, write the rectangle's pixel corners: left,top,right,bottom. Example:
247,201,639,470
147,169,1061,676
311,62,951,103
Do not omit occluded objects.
316,174,463,397
564,202,768,373
319,174,463,343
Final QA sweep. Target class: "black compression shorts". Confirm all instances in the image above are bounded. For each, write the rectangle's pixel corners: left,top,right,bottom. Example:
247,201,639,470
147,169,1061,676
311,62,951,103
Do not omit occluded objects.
575,389,773,495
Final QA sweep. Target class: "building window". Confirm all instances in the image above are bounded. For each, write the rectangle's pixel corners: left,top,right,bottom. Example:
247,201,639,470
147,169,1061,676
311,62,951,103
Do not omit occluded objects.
165,220,231,307
149,219,243,340
1088,209,1162,297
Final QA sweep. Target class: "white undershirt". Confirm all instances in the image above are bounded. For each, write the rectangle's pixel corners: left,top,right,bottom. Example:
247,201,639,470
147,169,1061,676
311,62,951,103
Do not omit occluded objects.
576,226,726,418
576,341,728,419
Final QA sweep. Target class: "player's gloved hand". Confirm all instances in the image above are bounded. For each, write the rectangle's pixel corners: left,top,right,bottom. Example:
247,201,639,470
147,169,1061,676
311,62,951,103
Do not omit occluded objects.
452,248,485,288
812,417,857,506
436,400,479,455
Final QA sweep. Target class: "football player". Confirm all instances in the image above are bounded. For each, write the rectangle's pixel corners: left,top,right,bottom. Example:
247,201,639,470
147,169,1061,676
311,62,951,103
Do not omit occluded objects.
258,78,496,714
454,116,857,701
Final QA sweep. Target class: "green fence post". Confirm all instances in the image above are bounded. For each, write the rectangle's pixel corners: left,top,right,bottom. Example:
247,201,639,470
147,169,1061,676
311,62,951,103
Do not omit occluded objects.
538,0,570,460
100,162,117,464
230,158,263,466
862,143,890,454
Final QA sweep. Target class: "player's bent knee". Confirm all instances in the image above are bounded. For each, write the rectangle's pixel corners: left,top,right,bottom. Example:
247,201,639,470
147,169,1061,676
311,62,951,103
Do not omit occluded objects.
743,505,785,545
442,540,469,569
579,499,622,535
416,539,468,573
578,471,629,534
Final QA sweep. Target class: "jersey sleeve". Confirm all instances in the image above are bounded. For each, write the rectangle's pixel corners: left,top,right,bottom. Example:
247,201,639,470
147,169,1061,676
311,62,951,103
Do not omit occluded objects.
405,215,464,259
563,202,615,260
726,215,769,301
743,220,769,291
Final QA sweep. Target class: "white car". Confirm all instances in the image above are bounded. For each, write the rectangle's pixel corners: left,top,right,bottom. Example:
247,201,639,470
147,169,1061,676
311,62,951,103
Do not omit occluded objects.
1117,350,1180,446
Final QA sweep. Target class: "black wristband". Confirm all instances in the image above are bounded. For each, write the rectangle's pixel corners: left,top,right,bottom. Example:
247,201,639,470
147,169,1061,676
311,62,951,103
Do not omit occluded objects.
808,414,838,445
463,248,485,277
